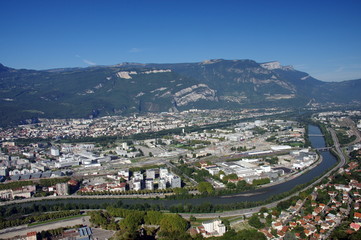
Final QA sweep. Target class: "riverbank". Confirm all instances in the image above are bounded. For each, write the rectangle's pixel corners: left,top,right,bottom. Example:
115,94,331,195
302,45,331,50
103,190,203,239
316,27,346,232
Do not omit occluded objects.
0,125,342,217
0,152,324,207
260,152,323,188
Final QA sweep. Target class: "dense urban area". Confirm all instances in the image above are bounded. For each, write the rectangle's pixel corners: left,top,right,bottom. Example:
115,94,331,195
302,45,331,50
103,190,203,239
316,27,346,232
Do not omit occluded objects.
0,108,361,240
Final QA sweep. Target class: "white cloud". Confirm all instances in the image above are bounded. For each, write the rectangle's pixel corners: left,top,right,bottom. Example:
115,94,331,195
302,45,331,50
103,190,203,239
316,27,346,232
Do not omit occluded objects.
75,54,96,66
83,59,96,66
129,48,142,53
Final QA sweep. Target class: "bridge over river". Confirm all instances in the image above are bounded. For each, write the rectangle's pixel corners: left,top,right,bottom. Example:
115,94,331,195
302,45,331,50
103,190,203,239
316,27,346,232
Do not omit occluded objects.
308,134,324,137
315,147,332,151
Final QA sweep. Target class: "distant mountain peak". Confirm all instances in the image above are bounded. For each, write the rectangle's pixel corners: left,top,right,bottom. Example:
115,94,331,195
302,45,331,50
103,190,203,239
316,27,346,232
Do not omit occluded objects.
260,61,294,71
113,62,146,67
201,59,225,64
0,63,11,72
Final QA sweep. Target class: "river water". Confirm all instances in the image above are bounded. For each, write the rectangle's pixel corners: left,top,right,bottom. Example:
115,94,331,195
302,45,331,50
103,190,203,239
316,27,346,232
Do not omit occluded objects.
15,125,337,208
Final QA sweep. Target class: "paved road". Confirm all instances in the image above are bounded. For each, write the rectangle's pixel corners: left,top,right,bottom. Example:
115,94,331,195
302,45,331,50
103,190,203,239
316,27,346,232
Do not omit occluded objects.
0,216,90,239
329,128,347,167
0,192,173,207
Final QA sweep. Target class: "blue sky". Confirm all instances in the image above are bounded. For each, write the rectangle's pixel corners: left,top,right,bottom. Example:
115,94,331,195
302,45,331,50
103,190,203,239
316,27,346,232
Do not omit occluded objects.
1,0,361,82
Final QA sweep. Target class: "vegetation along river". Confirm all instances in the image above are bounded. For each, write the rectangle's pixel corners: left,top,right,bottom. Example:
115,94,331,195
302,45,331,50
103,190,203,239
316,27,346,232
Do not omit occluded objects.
15,124,337,209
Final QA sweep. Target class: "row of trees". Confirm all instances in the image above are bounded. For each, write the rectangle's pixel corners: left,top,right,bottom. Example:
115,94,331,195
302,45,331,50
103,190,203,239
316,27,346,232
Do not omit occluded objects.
79,188,181,196
0,180,34,190
0,210,81,229
0,177,70,191
39,177,70,187
252,178,271,186
230,146,248,152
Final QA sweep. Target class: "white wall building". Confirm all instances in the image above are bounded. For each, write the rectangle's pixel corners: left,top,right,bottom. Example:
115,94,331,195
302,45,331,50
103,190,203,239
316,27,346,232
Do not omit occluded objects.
201,219,226,237
170,175,181,188
158,178,167,189
145,179,154,190
50,147,60,156
159,168,168,179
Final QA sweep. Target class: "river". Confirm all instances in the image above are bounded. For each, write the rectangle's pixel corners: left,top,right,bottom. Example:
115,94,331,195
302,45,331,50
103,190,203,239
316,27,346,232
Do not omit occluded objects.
12,125,337,208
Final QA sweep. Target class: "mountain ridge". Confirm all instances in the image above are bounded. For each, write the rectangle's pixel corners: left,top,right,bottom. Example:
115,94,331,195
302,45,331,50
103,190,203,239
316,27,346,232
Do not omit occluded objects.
0,59,360,126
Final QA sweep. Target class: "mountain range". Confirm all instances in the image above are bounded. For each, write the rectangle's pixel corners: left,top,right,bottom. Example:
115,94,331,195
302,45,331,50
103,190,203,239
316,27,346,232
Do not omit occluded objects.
0,59,360,126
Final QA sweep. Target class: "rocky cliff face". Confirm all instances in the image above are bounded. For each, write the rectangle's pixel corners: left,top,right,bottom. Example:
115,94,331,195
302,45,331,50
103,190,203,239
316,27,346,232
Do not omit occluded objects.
0,59,360,126
174,84,218,106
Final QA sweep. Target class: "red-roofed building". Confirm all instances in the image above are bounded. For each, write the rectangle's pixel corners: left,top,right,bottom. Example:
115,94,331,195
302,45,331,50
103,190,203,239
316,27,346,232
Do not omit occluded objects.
354,212,361,220
304,229,311,237
289,221,297,228
258,229,274,239
26,231,37,240
312,207,323,216
314,216,322,223
278,230,286,238
272,221,283,231
312,233,321,239
68,179,78,186
350,222,361,231
297,219,306,225
281,226,288,233
321,222,331,230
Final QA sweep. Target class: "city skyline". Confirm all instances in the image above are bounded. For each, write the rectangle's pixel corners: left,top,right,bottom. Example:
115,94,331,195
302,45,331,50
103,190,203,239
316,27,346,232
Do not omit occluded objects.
1,0,361,82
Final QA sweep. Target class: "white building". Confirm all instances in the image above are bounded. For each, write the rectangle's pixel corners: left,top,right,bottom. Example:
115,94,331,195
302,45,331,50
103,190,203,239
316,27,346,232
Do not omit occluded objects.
259,165,271,173
200,219,226,237
159,168,168,179
133,180,142,191
145,179,154,190
158,178,167,189
206,166,220,176
50,147,60,156
55,155,80,168
121,142,129,150
0,166,8,176
133,171,144,181
271,145,292,151
56,183,69,196
146,169,156,179
118,169,130,180
170,175,181,188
